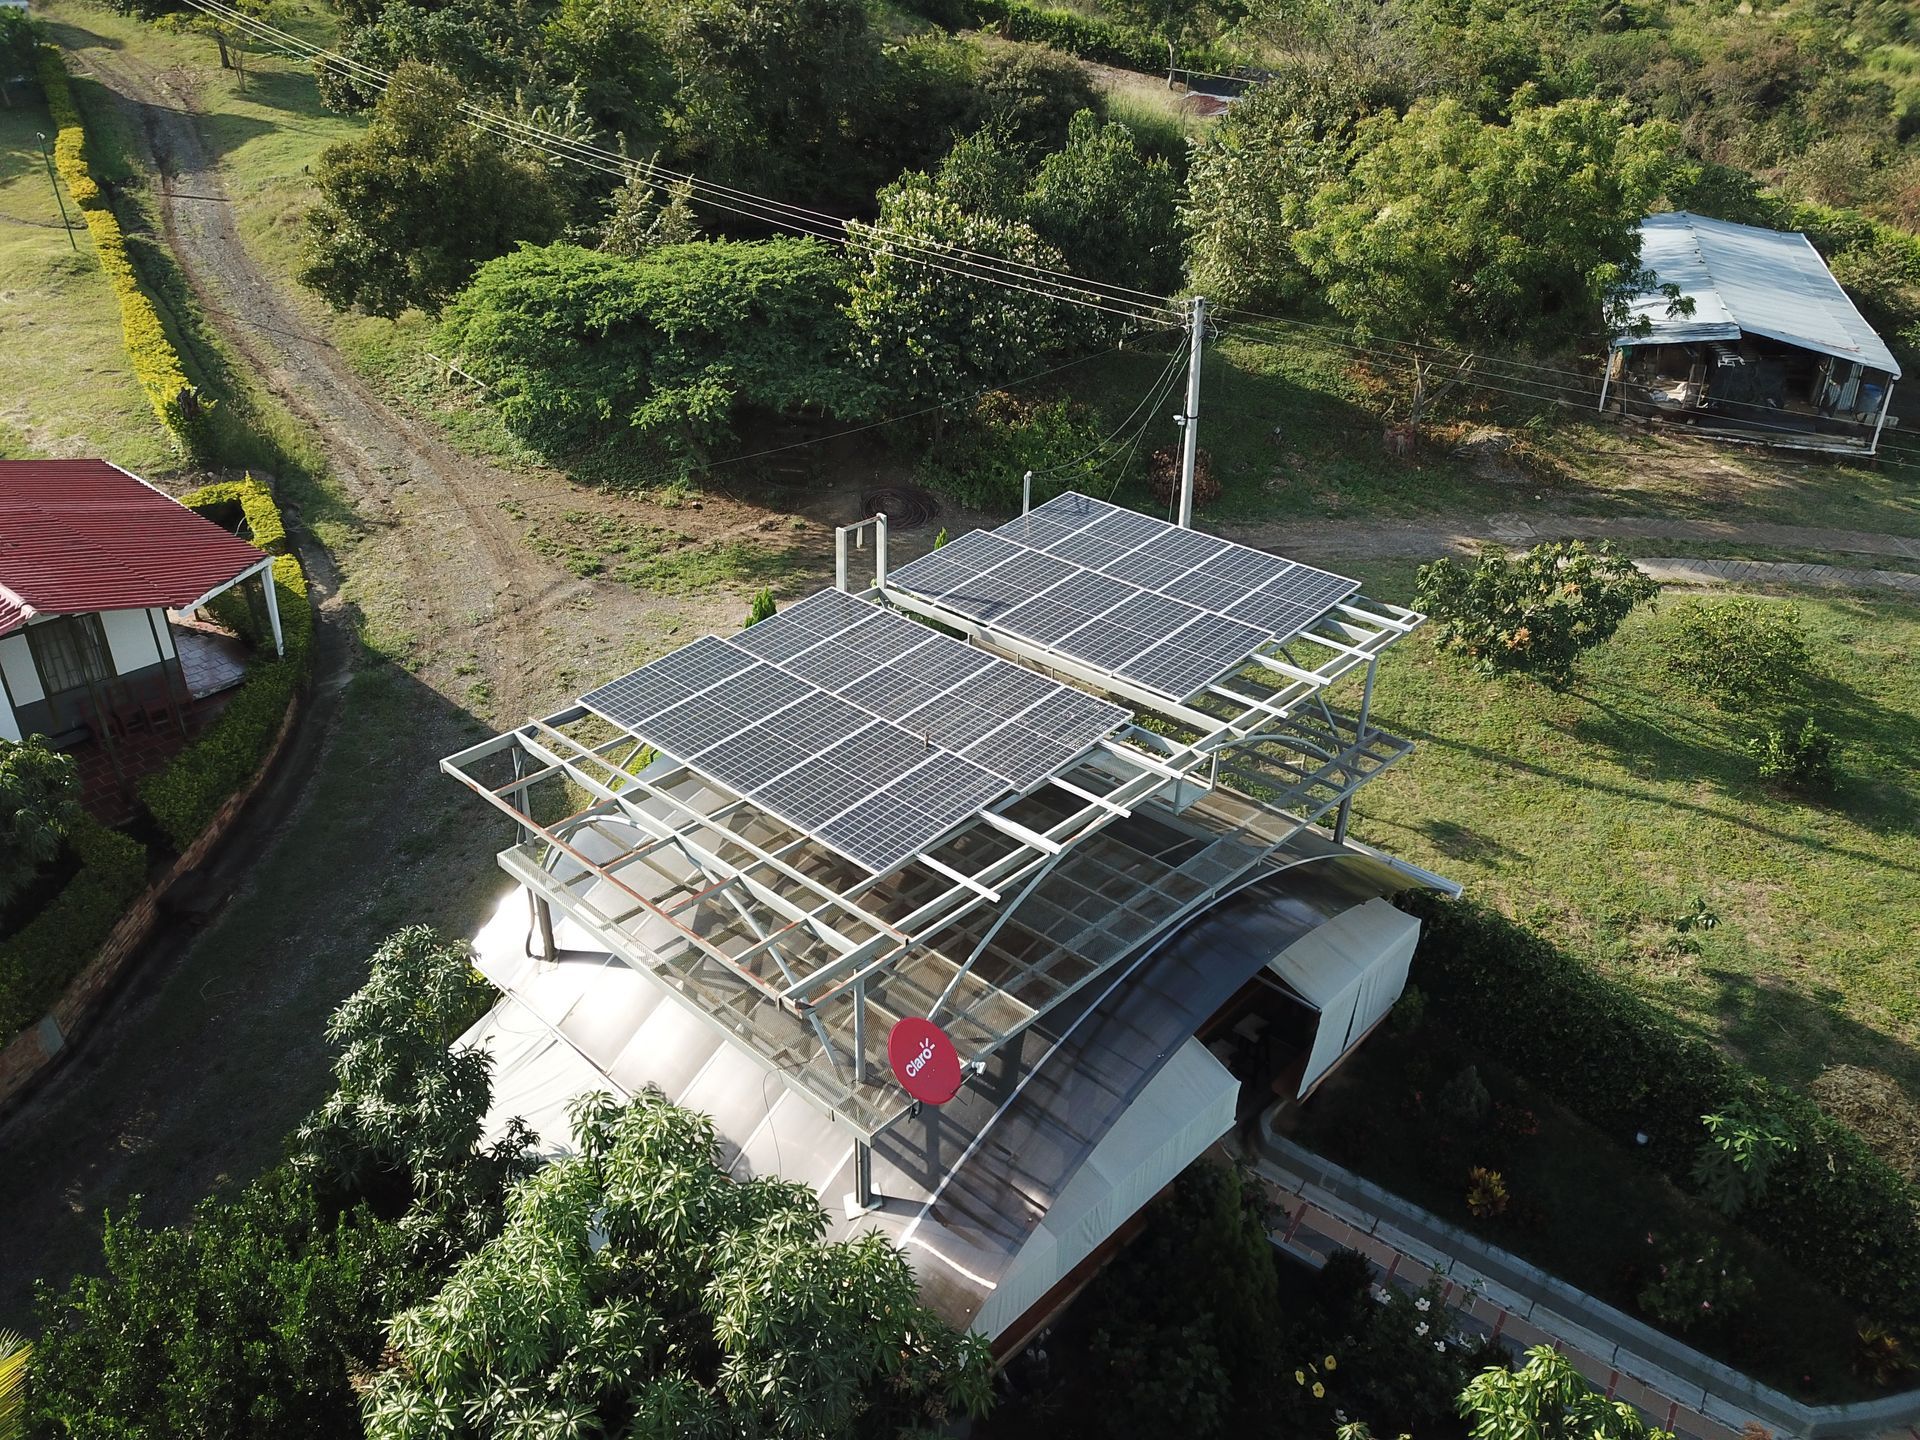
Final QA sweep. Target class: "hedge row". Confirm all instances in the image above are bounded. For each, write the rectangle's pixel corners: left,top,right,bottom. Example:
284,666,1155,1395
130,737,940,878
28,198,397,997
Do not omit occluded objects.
36,44,211,451
179,475,291,556
0,817,147,1044
139,501,314,850
1399,891,1920,1332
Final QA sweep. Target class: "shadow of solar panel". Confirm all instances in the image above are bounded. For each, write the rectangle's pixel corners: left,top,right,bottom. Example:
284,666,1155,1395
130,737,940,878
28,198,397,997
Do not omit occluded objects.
731,612,823,663
581,635,753,729
1139,526,1229,570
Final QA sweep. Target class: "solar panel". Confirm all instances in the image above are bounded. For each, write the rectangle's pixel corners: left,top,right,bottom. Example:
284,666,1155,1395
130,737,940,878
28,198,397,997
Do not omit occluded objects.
578,589,1129,874
884,491,1364,702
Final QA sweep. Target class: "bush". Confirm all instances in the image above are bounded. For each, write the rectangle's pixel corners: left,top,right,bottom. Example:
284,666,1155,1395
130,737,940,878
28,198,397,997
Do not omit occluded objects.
36,45,211,450
1746,716,1838,790
1398,890,1920,1332
918,390,1107,509
27,1169,408,1439
975,40,1102,149
179,475,291,555
1666,597,1811,708
0,736,81,907
139,554,312,850
1636,1234,1756,1331
1414,541,1660,686
0,816,147,1043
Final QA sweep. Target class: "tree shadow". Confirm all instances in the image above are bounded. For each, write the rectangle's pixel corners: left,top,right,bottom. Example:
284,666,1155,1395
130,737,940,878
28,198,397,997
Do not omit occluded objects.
1415,816,1522,864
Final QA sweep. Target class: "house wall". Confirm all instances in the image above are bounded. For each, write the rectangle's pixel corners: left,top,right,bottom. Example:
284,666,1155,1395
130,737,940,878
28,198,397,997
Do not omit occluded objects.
3,610,183,743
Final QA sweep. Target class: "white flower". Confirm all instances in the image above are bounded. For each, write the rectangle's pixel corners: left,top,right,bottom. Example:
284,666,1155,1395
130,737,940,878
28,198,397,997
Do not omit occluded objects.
1435,1340,1448,1352
1336,1412,1349,1425
1415,1297,1431,1312
1415,1322,1429,1336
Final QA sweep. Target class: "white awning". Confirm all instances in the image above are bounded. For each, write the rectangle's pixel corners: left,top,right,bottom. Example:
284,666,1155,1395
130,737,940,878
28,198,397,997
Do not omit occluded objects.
1267,897,1420,1095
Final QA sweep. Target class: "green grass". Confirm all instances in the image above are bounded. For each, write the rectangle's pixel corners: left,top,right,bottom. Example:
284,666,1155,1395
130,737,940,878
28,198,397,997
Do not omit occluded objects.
521,509,810,593
1333,582,1920,1100
1290,1026,1870,1399
0,89,172,469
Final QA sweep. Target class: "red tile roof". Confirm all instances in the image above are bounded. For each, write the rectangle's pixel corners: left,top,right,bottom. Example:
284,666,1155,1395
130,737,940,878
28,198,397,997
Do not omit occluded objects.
0,460,271,638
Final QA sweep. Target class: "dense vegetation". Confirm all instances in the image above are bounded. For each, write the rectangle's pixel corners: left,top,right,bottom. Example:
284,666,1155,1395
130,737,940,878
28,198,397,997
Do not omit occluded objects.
24,927,993,1437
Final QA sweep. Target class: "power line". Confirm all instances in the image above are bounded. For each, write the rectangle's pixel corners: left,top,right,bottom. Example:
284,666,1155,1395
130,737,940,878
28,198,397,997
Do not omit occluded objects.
178,0,1186,328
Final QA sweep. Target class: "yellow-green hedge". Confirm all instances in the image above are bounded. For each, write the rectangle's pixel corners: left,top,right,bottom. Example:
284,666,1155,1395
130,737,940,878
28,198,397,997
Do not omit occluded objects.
0,816,148,1045
36,44,211,451
179,475,290,555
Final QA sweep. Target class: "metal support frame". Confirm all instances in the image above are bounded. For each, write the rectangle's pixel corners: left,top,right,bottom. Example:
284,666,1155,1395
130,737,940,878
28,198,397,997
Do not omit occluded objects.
1871,378,1897,456
1177,295,1207,529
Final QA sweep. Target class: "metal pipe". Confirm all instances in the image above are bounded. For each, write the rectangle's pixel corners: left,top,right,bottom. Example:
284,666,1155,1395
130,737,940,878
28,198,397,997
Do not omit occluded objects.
835,526,849,592
1023,470,1033,515
1871,378,1897,456
1177,295,1207,529
875,512,889,589
534,895,558,964
1333,794,1354,844
1597,348,1615,413
854,1141,875,1210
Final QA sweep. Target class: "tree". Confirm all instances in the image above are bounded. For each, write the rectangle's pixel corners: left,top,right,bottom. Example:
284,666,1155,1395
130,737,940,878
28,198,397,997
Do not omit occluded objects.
1292,98,1685,420
847,170,1106,410
441,238,876,471
302,63,565,316
541,0,670,138
361,1088,993,1438
1459,1346,1674,1440
1028,110,1182,293
26,1171,407,1439
599,170,700,256
974,41,1101,151
291,925,534,1263
1414,541,1659,686
0,10,37,109
0,736,81,908
1181,64,1378,309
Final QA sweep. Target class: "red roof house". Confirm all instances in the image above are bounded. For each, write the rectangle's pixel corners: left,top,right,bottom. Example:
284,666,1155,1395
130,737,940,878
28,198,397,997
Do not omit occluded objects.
0,460,281,758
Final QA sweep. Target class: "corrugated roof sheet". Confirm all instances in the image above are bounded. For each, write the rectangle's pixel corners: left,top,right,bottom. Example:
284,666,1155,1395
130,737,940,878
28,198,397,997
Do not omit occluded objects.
0,460,270,638
1617,211,1901,378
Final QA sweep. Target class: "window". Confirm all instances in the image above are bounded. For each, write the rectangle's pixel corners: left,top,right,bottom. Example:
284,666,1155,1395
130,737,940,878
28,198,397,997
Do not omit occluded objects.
26,614,110,697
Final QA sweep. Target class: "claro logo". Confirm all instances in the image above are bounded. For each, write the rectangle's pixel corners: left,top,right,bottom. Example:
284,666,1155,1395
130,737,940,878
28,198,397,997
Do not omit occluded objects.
887,1018,962,1105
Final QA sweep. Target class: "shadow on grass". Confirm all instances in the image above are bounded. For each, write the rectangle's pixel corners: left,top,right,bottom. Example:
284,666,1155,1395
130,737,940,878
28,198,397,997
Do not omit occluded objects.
1683,964,1920,1101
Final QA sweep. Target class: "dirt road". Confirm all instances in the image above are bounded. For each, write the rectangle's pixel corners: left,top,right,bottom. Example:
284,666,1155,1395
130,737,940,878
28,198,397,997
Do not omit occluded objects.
0,42,772,1327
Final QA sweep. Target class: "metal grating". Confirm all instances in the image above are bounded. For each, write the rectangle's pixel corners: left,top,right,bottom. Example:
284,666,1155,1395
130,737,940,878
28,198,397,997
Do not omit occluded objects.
573,588,1127,874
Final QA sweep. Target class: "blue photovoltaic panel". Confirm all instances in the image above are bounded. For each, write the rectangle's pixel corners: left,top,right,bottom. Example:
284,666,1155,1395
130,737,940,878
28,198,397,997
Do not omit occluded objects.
575,588,1128,874
885,491,1364,701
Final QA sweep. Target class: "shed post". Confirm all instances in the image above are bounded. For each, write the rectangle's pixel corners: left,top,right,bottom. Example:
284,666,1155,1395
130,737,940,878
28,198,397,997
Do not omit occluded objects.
1870,379,1897,456
1597,348,1616,413
260,562,285,657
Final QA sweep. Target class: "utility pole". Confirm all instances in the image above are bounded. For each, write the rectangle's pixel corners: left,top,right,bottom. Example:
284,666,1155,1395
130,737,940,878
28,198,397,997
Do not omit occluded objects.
38,134,78,252
1176,294,1206,529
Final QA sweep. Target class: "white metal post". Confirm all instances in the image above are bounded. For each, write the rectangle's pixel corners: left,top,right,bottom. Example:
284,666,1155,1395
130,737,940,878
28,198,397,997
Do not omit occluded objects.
835,526,849,592
1177,295,1207,529
1870,379,1897,456
875,512,889,589
1023,470,1033,515
1597,348,1615,413
260,561,284,657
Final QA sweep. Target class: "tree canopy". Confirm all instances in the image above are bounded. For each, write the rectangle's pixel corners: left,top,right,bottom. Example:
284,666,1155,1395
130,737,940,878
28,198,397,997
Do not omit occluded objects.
0,736,81,908
362,1088,993,1439
303,63,566,316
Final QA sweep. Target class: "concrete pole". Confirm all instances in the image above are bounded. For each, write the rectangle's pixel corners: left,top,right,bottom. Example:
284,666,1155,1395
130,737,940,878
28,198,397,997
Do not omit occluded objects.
1177,296,1207,529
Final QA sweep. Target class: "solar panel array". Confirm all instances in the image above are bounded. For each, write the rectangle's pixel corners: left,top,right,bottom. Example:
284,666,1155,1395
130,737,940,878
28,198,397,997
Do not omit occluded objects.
885,492,1361,702
579,590,1127,874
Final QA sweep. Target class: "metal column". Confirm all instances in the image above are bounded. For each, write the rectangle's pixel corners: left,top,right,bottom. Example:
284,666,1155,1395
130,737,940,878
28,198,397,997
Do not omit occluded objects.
1177,295,1207,529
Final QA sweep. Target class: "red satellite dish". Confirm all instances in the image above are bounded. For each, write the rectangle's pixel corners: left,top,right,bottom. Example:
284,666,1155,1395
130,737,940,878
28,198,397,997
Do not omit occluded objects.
888,1017,963,1104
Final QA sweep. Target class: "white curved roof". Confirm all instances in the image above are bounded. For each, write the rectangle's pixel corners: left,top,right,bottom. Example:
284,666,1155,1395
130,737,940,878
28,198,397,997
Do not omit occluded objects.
1617,211,1901,378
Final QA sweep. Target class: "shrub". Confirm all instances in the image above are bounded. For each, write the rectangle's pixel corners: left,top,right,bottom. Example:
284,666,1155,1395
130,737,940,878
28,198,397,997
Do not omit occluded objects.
178,475,290,555
1666,597,1811,708
0,816,147,1043
1692,1102,1795,1216
1438,1065,1493,1130
36,45,211,450
139,554,312,849
1636,1234,1755,1331
1465,1166,1509,1219
1414,541,1659,686
1398,891,1920,1332
1745,716,1838,790
919,390,1107,509
0,736,81,907
744,587,777,627
975,40,1102,149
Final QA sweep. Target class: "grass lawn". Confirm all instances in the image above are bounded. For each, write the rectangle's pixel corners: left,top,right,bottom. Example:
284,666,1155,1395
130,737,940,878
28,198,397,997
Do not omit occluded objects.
1326,573,1920,1102
1287,1026,1870,1399
0,88,171,469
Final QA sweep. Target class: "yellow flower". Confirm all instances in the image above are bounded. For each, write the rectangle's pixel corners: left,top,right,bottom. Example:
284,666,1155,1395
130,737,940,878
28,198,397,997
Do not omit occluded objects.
1324,1356,1337,1371
1313,1383,1326,1399
1295,1370,1307,1386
